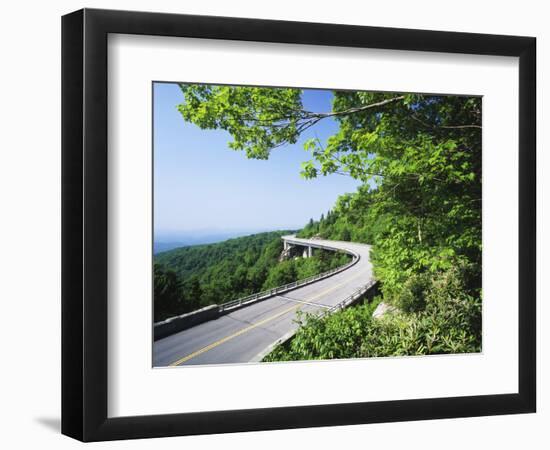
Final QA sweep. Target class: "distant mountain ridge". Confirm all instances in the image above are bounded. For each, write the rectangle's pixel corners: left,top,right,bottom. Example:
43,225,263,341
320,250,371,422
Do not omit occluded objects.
153,230,285,254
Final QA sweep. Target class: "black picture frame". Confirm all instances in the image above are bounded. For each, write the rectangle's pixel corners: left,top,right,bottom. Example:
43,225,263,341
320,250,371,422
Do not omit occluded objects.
61,8,536,442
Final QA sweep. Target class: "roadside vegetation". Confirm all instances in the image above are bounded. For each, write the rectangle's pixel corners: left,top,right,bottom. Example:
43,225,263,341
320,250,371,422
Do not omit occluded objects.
165,85,482,358
264,265,481,361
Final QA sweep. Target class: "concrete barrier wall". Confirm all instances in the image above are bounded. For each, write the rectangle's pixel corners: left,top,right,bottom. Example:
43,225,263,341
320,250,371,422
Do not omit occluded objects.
154,305,220,341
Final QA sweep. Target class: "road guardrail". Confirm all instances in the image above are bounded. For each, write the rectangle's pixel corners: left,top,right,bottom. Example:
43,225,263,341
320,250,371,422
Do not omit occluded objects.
327,279,378,313
219,249,359,312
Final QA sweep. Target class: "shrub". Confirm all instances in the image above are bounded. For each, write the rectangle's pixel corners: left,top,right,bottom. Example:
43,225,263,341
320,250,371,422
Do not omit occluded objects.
393,272,431,313
264,264,481,362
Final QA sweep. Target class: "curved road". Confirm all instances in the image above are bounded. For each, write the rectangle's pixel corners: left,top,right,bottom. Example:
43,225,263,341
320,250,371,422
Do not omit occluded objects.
153,236,373,367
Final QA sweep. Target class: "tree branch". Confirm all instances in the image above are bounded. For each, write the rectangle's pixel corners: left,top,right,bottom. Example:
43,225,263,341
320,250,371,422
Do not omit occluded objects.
311,96,406,119
440,124,482,130
410,113,481,131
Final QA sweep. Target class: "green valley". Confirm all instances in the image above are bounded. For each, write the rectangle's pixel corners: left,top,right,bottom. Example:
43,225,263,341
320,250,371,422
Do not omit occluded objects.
154,231,351,321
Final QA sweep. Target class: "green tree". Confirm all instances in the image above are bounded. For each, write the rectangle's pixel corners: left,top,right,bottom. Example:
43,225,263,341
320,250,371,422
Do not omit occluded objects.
340,228,351,242
262,260,297,289
154,263,183,321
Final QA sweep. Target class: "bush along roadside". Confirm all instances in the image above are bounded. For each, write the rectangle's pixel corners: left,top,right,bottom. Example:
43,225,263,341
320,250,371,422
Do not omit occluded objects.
263,263,481,362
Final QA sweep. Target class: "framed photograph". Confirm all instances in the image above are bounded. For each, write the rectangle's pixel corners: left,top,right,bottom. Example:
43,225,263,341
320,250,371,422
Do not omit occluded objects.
61,8,536,441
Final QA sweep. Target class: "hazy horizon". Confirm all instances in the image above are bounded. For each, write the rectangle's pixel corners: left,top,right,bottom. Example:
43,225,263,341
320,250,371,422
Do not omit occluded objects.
153,227,299,254
154,226,297,244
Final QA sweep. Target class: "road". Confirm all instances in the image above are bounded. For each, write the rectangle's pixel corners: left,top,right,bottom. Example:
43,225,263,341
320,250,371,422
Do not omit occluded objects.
153,236,373,367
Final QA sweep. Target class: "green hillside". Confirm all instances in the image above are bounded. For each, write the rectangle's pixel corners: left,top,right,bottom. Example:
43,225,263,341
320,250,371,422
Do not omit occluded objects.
154,231,350,321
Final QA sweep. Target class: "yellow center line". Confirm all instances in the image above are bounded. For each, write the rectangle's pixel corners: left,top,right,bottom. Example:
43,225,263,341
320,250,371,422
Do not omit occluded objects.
169,303,302,366
169,269,370,366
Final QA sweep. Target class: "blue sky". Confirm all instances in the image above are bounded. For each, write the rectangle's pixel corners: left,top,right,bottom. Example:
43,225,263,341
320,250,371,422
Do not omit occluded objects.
153,82,361,241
